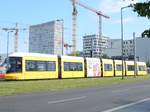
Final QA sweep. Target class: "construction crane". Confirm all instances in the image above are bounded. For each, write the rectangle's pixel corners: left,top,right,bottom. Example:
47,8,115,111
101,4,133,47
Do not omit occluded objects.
2,23,26,52
70,0,110,56
72,0,78,56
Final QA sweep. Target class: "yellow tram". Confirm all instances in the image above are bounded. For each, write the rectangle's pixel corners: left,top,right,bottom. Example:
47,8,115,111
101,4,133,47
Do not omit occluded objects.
102,59,114,77
59,56,84,78
136,62,147,76
4,52,148,80
5,53,58,80
114,60,125,77
125,61,135,76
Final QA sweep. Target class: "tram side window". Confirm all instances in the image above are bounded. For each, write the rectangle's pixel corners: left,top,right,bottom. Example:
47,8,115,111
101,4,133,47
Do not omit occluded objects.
47,62,56,71
116,64,122,71
26,61,37,71
76,63,82,71
64,62,70,71
104,64,112,71
26,60,56,71
138,66,145,71
128,65,134,71
64,62,83,71
7,57,22,73
36,61,47,71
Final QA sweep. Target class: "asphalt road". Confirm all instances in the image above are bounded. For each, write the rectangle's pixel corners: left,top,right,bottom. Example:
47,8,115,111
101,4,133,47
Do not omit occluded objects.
1,80,150,112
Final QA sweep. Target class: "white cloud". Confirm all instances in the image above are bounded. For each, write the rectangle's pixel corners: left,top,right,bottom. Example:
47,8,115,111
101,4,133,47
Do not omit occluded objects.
99,0,139,14
111,17,135,24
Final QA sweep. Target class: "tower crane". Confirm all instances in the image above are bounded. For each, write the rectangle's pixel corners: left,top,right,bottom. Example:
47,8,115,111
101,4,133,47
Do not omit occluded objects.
2,23,27,52
72,0,78,56
70,0,110,56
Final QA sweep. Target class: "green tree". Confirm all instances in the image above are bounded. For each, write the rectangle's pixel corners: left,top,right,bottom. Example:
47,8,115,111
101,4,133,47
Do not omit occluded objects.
132,1,150,37
102,54,110,59
146,61,150,67
69,51,83,57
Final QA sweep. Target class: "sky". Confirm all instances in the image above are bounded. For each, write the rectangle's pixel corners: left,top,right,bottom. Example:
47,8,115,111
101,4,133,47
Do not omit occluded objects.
0,0,149,54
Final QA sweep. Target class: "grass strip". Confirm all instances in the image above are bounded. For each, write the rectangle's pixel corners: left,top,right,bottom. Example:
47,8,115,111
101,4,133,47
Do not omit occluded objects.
0,75,150,96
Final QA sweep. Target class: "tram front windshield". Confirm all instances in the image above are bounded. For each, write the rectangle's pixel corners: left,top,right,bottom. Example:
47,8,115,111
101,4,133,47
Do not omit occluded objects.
7,57,22,73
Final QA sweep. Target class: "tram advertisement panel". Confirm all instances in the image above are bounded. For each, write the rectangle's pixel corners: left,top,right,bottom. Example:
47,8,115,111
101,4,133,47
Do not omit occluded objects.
86,58,101,77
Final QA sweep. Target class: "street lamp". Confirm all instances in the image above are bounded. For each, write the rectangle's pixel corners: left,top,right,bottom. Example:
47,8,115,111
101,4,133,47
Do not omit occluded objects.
7,31,13,58
121,5,132,79
133,32,137,78
6,31,13,69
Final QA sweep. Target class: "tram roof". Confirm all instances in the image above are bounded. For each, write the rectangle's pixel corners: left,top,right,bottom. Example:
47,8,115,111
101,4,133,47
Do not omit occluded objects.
9,52,57,58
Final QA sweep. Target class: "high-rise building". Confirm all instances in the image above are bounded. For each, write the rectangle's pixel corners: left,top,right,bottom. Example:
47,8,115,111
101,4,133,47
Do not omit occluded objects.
123,40,134,56
29,20,63,55
83,34,109,57
105,37,150,62
105,39,134,58
104,39,122,57
136,37,150,62
105,39,134,59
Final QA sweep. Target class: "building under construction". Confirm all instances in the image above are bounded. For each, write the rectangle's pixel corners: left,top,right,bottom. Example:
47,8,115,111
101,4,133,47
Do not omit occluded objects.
29,20,63,55
83,34,109,57
70,0,109,56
